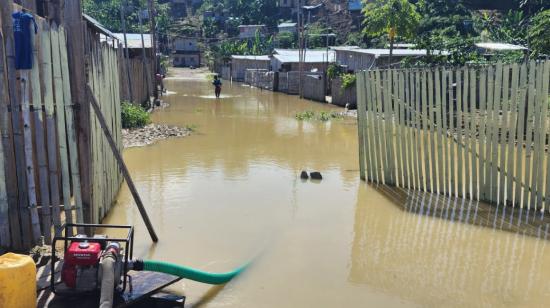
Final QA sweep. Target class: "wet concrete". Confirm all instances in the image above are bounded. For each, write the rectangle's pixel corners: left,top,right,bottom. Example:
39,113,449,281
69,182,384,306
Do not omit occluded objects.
103,74,550,307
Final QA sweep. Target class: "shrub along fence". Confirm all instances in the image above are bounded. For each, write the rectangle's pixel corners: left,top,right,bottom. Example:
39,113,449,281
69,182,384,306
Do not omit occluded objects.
0,3,124,250
356,61,550,210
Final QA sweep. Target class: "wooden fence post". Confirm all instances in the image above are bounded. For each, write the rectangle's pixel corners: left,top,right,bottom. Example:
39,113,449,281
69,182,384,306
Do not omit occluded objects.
64,0,93,226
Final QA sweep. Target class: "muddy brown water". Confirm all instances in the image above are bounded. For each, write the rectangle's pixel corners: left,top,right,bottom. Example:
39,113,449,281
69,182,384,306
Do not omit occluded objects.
103,77,550,307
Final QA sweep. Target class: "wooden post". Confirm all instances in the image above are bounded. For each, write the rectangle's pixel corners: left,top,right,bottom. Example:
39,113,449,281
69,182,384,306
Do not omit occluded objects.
1,0,32,248
87,86,159,243
120,0,134,103
138,9,152,101
64,0,93,226
0,30,13,248
146,0,158,100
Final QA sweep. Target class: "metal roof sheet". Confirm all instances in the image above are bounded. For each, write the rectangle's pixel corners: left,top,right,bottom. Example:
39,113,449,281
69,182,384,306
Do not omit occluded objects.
340,48,448,57
231,55,271,61
113,33,152,49
273,49,335,63
475,42,527,51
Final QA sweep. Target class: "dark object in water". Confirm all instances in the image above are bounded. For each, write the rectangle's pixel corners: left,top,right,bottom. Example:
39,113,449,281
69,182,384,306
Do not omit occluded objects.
300,171,309,179
310,172,322,180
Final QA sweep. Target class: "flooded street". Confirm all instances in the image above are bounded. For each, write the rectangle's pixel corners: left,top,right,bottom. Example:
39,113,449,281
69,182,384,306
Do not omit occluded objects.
103,73,550,307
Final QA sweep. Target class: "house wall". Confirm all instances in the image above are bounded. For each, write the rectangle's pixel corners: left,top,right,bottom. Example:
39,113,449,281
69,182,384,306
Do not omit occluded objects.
173,53,201,67
239,26,265,39
231,58,271,81
335,50,376,72
272,57,329,72
174,38,199,52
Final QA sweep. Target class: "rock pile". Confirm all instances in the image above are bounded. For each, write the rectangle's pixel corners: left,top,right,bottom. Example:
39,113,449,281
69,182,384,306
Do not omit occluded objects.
122,124,191,148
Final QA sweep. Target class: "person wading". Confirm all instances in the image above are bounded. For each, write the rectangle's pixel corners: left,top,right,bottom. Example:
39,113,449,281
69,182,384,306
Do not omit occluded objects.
212,75,222,98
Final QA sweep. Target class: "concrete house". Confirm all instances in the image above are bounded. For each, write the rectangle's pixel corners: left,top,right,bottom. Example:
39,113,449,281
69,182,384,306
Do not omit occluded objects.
172,38,201,67
238,25,266,39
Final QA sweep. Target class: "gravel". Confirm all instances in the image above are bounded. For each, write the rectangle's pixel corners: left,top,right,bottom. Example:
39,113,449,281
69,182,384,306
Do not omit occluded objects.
123,124,191,148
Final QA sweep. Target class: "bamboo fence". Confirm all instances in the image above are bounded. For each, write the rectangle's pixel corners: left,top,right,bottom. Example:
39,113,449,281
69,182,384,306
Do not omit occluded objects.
0,5,124,249
356,61,550,210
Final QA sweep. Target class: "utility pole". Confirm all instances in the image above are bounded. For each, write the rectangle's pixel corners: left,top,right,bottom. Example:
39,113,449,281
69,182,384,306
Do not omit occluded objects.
297,0,304,98
147,0,159,100
120,0,134,103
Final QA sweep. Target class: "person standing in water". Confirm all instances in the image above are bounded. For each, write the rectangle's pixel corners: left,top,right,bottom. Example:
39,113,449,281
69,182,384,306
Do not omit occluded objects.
212,75,222,98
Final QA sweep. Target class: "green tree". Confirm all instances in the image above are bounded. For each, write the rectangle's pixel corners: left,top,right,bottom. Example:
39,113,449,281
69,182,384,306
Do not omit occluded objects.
528,9,550,56
362,0,421,67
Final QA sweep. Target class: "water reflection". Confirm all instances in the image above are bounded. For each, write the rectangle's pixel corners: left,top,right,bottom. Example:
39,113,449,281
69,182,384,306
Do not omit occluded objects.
351,185,550,307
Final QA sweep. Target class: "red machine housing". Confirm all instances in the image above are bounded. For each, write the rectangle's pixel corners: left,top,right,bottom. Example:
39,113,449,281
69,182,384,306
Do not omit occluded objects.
61,241,102,289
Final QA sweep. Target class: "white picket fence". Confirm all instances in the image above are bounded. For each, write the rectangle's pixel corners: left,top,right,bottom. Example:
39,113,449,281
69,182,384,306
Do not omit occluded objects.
356,61,550,210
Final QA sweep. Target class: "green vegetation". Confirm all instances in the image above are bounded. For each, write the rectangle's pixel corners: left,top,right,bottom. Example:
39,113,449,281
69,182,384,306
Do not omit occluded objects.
121,102,151,129
341,74,357,90
529,9,550,56
295,111,316,121
185,124,199,132
295,111,344,122
363,0,421,60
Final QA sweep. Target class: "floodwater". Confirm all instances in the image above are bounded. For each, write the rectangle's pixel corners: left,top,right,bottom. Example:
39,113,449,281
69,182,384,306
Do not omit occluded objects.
103,75,550,307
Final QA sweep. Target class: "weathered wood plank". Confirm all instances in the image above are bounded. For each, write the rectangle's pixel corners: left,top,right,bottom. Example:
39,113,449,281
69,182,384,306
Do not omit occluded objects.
441,69,449,195
523,61,536,208
59,26,84,227
356,72,367,181
515,63,528,207
367,71,379,183
536,62,549,209
469,68,478,200
421,70,430,192
491,63,503,204
478,68,487,201
456,69,464,198
435,69,444,195
506,64,519,205
428,70,437,193
499,65,511,204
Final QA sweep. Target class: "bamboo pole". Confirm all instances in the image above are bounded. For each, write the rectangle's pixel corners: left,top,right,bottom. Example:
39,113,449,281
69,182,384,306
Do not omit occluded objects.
356,72,367,181
2,0,33,248
51,24,74,234
87,86,159,242
40,20,62,235
30,21,53,243
0,29,12,248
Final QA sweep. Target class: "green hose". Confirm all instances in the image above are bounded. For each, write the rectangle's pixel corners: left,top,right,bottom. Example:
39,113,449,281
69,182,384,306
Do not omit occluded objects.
141,260,248,285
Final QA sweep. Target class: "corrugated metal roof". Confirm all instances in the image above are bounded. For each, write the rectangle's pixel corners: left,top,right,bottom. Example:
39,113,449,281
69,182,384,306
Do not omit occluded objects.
238,24,266,28
475,42,527,51
231,55,271,61
340,48,448,57
113,33,152,49
83,14,117,39
330,46,360,51
278,22,297,28
273,49,335,63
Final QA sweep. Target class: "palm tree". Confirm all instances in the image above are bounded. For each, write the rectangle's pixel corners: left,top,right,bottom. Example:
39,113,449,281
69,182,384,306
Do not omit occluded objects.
362,0,421,68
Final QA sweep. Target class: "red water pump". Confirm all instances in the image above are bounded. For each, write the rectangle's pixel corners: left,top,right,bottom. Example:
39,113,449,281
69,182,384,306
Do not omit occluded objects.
52,223,134,295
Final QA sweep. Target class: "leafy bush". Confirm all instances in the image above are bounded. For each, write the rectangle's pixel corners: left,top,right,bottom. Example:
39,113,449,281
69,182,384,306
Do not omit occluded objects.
121,102,151,129
341,74,357,90
296,111,344,122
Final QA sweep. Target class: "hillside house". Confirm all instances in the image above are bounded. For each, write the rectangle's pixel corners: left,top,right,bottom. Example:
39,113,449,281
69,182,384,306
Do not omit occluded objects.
238,25,267,39
172,38,201,67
